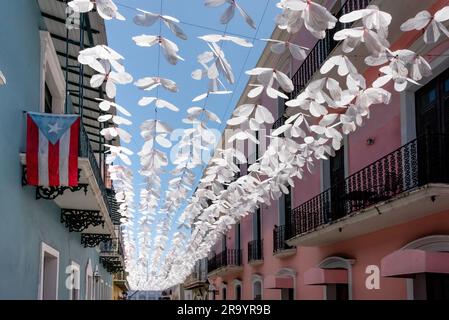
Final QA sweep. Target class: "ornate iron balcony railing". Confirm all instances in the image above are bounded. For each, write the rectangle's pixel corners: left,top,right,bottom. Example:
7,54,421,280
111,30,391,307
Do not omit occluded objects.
273,1,372,132
289,134,449,239
79,124,116,221
273,225,293,253
208,249,242,273
272,115,287,130
248,239,263,262
290,0,371,99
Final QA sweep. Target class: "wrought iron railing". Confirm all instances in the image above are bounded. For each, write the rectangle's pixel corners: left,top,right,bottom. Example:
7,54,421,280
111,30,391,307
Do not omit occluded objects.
272,115,287,130
79,124,115,220
248,239,263,262
100,238,123,256
290,0,371,98
185,259,208,286
273,225,293,253
289,134,449,239
208,249,242,273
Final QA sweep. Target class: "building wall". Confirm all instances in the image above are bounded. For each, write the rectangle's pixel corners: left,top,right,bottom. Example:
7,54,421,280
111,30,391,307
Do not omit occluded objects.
208,0,449,300
0,0,112,299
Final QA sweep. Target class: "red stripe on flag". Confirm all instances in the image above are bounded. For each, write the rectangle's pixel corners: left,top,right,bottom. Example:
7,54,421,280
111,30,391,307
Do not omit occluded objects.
48,139,60,186
26,115,39,185
68,118,80,186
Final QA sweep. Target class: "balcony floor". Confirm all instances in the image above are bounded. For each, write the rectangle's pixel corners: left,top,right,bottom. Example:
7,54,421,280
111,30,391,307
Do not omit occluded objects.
207,265,243,278
286,184,449,247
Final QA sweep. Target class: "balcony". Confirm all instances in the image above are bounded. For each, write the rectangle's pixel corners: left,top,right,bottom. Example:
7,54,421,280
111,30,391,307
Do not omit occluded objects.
273,225,296,258
289,0,371,98
184,270,208,290
286,134,449,246
113,271,130,292
248,239,264,265
100,237,125,273
20,123,117,238
207,249,243,278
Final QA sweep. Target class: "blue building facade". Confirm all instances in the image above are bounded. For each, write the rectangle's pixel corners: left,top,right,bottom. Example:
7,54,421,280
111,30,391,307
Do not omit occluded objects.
0,0,125,299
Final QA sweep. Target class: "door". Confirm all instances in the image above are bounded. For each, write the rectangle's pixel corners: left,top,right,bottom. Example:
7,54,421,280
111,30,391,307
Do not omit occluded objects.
329,147,346,220
415,69,449,184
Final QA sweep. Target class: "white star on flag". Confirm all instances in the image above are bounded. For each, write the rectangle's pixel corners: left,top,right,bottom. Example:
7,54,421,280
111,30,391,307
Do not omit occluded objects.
48,122,62,134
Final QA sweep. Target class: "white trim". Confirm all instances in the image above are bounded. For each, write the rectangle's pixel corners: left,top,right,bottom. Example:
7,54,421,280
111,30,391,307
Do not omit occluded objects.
68,260,81,300
401,235,449,300
251,274,263,300
85,259,93,300
319,256,355,300
276,268,296,300
401,47,449,144
38,242,60,300
39,31,66,114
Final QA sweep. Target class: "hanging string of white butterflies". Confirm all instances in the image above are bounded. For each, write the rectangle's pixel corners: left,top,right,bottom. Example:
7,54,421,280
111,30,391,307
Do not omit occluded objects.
68,0,448,290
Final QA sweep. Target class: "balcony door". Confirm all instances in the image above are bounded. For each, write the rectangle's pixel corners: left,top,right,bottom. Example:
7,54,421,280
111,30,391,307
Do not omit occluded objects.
415,69,449,184
329,147,346,220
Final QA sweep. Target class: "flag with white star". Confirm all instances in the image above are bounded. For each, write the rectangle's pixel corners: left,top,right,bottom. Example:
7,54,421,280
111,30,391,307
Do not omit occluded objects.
26,112,80,187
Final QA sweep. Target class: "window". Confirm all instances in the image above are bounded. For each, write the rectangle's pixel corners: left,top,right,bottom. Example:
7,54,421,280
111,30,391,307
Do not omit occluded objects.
38,242,59,300
45,83,53,113
39,31,65,114
413,273,449,300
253,209,261,241
235,285,242,300
85,260,93,300
68,261,80,300
326,283,349,300
222,287,227,300
253,281,262,300
281,288,294,300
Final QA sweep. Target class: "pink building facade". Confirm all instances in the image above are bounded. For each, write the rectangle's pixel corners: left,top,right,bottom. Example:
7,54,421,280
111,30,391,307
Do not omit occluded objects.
189,0,449,300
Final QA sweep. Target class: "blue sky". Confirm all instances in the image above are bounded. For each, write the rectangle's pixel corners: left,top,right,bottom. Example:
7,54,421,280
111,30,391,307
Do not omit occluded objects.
105,0,279,255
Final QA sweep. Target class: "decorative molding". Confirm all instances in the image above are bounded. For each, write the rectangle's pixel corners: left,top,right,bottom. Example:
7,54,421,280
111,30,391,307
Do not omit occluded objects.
81,233,112,248
36,183,88,200
39,30,65,114
61,209,104,232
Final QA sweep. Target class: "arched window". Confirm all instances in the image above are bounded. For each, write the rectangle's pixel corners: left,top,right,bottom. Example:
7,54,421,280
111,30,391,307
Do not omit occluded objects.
222,286,227,300
384,235,449,300
85,259,93,300
233,279,242,300
252,274,263,300
319,256,354,300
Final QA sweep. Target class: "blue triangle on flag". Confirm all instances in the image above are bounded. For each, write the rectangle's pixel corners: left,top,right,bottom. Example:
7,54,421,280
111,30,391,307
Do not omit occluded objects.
28,112,79,145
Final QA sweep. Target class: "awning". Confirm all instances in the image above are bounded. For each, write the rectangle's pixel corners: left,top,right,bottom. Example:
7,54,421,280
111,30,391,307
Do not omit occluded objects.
264,275,294,289
303,267,348,285
381,249,449,278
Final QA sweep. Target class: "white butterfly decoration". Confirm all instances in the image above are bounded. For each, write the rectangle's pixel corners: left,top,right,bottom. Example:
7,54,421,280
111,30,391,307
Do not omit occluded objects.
262,39,308,60
68,0,125,21
204,0,256,29
333,5,391,56
134,76,178,92
78,45,133,98
400,7,449,44
276,0,337,38
245,67,294,99
133,9,188,40
366,49,432,92
0,71,6,85
198,34,253,47
185,107,221,124
227,103,275,133
104,144,134,166
133,35,184,65
138,97,180,112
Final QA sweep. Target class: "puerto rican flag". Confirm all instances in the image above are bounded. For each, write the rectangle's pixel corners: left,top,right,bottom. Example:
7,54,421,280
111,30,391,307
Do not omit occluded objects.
26,112,80,187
